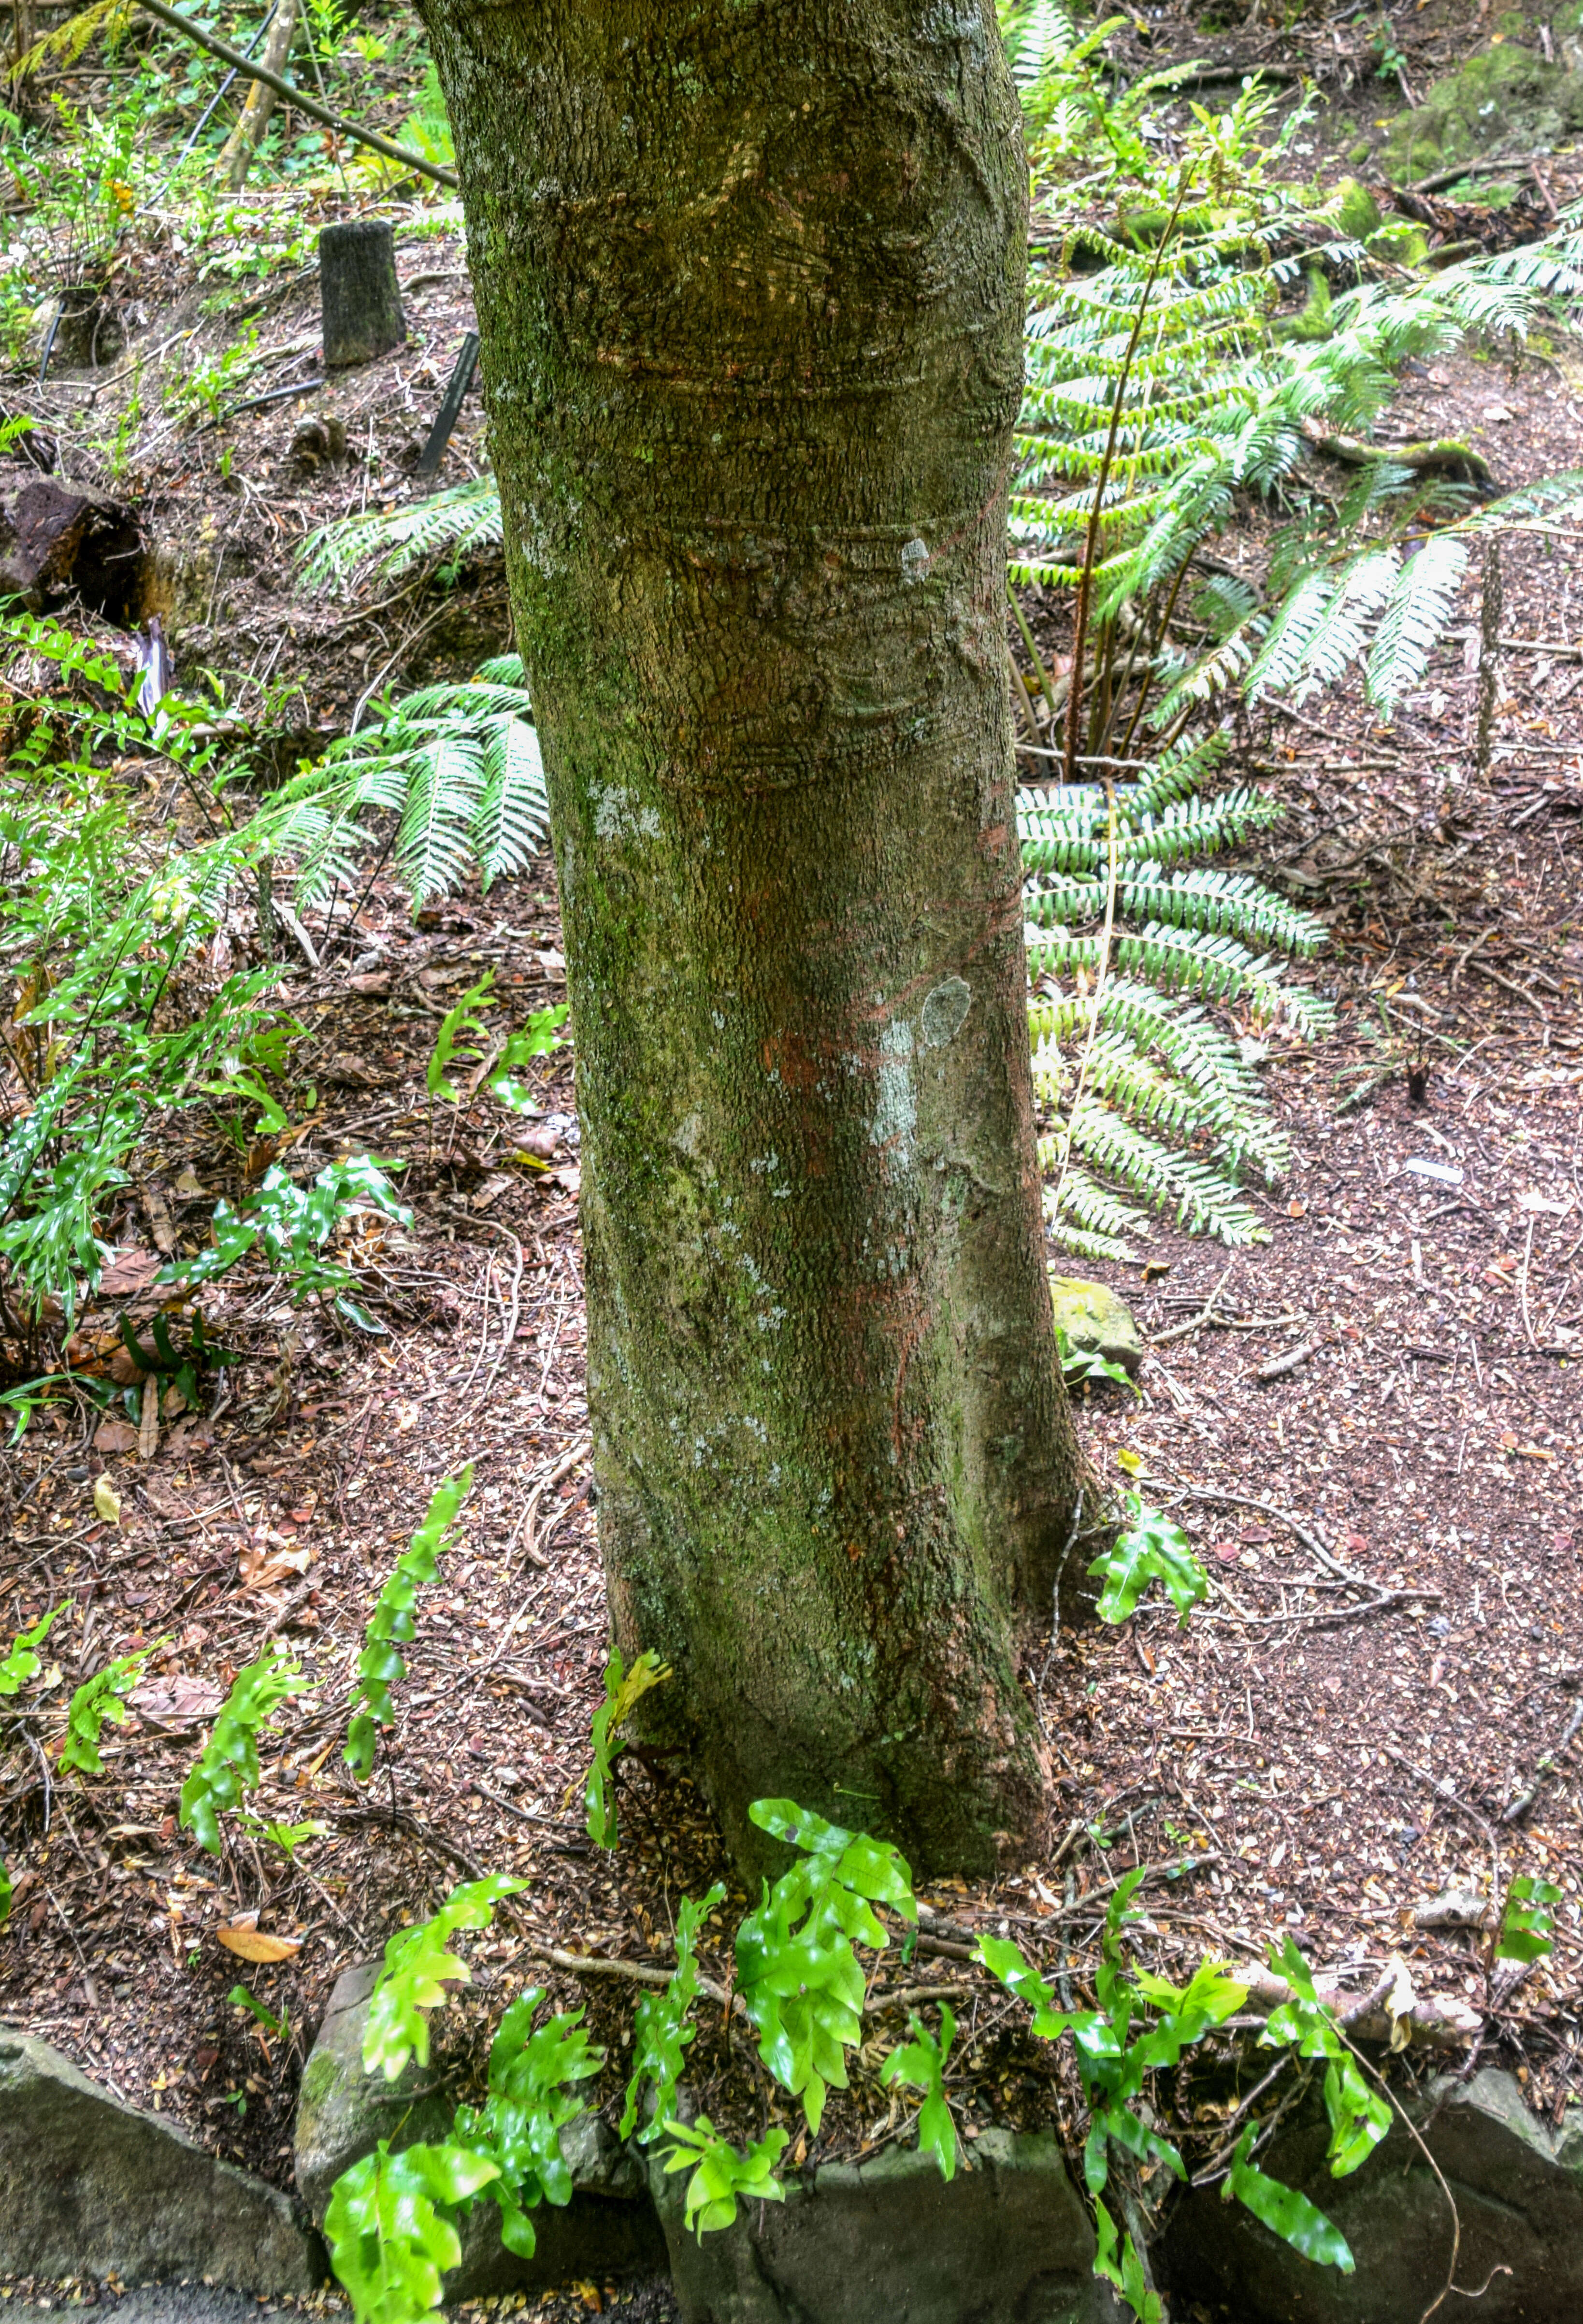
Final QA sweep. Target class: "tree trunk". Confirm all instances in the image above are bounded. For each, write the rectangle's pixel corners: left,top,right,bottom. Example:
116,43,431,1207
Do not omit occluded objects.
420,0,1084,1875
218,0,299,191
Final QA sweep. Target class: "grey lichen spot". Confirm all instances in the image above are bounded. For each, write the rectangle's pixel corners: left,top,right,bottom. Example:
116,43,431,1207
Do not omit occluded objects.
901,536,930,585
921,976,972,1049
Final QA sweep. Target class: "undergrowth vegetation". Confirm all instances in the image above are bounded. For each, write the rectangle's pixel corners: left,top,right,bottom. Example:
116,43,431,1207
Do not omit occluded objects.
285,13,1583,1258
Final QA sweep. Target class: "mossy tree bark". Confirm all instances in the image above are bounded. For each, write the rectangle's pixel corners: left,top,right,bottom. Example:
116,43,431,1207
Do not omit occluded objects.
420,0,1084,1874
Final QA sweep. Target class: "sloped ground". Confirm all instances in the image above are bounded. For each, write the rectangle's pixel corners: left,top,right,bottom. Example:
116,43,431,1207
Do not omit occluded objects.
0,20,1580,2291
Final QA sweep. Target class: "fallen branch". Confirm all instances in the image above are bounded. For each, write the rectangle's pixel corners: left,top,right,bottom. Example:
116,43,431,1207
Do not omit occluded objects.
1305,423,1493,488
1250,1336,1317,1384
1236,1964,1481,2050
135,0,460,190
1150,1257,1238,1347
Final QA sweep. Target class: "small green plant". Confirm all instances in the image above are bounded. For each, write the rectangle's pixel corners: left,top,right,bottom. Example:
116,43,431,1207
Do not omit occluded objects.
326,2139,499,2324
1495,1875,1561,1965
1056,1322,1137,1393
345,1469,473,1780
179,1643,306,1854
237,1810,328,1862
0,1604,65,1693
660,2118,790,2238
59,1646,161,1775
1090,1492,1209,1628
879,2005,959,2181
450,1991,603,2256
363,1876,527,2081
425,973,567,1114
113,1308,234,1419
979,1877,1391,2316
620,1882,727,2142
584,1645,671,1849
162,1155,410,1330
735,1797,917,2133
325,1892,595,2324
229,1982,289,2042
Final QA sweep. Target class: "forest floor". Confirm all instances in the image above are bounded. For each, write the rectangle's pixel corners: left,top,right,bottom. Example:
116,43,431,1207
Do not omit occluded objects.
0,7,1580,2310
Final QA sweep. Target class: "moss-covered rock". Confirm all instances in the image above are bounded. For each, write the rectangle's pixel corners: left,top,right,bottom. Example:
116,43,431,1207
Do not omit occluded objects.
1382,42,1583,179
1048,1277,1143,1377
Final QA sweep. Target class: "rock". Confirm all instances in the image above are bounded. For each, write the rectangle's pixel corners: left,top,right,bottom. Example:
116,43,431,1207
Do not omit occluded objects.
1048,1276,1143,1377
651,2126,1122,2324
1162,2066,1583,2323
294,1961,664,2298
0,2031,322,2292
293,1960,452,2220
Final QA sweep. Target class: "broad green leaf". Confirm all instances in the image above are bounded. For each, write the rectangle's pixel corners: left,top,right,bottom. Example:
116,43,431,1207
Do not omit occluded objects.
1496,1876,1561,1965
363,1876,528,2080
1228,2126,1354,2271
880,2006,958,2181
1089,1492,1209,1627
660,2117,788,2238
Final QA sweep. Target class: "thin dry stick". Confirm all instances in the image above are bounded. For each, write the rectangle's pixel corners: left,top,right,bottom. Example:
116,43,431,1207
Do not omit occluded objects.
1149,1257,1238,1347
1049,782,1120,1229
1501,1698,1583,1825
1064,175,1193,782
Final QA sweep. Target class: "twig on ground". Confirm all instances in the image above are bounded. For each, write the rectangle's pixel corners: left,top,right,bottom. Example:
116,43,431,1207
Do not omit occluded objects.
1501,1699,1583,1826
1150,1257,1238,1346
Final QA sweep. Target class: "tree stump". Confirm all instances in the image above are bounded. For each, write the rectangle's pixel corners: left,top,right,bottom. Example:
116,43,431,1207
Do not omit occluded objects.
319,222,405,369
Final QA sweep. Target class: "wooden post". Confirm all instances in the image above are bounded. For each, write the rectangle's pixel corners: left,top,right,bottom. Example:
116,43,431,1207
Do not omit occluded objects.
319,221,407,369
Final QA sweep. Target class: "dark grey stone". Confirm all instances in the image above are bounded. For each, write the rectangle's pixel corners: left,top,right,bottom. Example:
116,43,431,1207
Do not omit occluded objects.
1163,2068,1583,2324
293,1963,665,2298
650,2126,1122,2324
0,2032,322,2293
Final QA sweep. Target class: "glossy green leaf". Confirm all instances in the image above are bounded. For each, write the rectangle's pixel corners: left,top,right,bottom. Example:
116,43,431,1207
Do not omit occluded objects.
660,2117,788,2238
1228,2125,1354,2270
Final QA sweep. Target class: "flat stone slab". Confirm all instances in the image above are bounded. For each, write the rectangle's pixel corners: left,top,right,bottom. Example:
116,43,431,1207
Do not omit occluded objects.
0,2032,322,2293
1163,2067,1583,2324
651,2127,1122,2324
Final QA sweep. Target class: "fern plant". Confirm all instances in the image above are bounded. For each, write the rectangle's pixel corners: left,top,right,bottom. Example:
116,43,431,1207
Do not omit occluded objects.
1021,739,1329,1257
266,656,548,912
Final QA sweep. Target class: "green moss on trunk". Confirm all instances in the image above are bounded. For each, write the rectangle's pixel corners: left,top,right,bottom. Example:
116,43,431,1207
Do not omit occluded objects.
420,0,1085,1874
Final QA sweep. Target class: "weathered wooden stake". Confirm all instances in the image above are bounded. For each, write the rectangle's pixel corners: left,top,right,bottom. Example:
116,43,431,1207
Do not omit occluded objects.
319,221,406,369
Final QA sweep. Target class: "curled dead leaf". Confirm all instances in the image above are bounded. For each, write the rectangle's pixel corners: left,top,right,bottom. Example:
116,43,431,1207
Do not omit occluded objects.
216,1925,303,1963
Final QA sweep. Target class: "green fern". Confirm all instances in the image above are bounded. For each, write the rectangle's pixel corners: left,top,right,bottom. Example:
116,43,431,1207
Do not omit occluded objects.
268,658,548,910
298,476,504,594
1022,757,1324,1258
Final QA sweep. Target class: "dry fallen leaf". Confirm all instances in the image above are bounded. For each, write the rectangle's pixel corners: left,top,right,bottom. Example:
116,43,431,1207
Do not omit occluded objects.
94,1418,139,1457
93,1476,123,1524
98,1248,162,1297
238,1541,313,1593
216,1925,303,1964
130,1676,223,1727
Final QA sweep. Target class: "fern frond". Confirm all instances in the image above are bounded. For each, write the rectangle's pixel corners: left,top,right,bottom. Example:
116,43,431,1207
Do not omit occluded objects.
474,717,549,887
297,476,504,595
1069,1097,1270,1244
1365,532,1468,714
